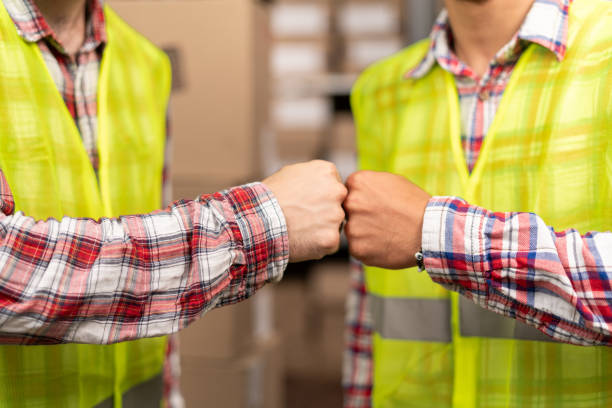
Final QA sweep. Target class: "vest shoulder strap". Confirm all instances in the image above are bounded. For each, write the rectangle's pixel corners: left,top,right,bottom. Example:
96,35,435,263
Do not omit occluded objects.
350,39,430,172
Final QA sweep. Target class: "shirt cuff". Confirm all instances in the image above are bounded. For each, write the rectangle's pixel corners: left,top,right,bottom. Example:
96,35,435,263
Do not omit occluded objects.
221,182,289,284
421,196,488,303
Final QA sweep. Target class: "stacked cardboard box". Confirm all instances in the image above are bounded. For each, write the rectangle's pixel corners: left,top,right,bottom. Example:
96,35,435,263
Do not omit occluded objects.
181,336,284,408
179,287,282,408
306,261,351,379
268,0,405,174
335,0,406,73
268,0,333,167
318,0,408,178
270,0,329,79
276,261,350,381
271,95,331,162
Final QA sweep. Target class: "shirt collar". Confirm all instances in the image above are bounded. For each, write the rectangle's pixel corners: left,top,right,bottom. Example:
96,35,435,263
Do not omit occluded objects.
3,0,107,54
406,0,571,79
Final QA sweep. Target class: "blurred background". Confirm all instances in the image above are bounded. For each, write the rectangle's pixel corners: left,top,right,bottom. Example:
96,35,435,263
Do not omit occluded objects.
108,1,441,406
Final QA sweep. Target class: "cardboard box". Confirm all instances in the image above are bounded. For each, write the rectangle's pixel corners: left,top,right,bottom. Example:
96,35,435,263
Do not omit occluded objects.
181,336,285,408
275,262,351,381
170,178,247,203
271,109,356,171
271,95,331,162
308,261,350,309
270,41,329,77
343,36,404,72
272,96,331,130
108,0,269,199
271,1,330,39
338,0,403,36
275,279,315,377
306,261,351,379
329,113,356,152
275,128,326,162
180,286,276,360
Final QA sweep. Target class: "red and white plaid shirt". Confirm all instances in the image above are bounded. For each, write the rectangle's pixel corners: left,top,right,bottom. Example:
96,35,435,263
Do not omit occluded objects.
344,0,612,406
0,1,289,407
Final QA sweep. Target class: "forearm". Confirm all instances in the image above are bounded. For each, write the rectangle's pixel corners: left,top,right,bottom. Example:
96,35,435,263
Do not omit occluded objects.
423,196,612,346
0,183,288,345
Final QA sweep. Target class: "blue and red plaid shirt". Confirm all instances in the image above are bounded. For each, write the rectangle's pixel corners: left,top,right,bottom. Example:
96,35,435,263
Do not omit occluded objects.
0,1,289,407
344,0,612,406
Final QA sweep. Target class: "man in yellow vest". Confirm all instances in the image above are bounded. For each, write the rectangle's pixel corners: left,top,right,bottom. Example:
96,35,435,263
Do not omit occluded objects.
0,0,346,406
342,0,612,406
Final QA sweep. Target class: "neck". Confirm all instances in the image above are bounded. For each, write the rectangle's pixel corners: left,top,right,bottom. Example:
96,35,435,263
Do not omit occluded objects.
444,0,534,76
34,0,88,56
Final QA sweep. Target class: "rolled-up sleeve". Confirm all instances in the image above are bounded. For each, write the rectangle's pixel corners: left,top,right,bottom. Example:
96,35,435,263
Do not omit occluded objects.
422,196,612,346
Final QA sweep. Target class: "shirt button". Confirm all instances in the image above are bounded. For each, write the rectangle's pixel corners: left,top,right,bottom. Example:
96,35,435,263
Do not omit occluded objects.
478,88,490,101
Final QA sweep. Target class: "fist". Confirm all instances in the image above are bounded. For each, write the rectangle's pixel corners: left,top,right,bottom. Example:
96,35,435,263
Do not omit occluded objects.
344,171,431,269
263,160,347,262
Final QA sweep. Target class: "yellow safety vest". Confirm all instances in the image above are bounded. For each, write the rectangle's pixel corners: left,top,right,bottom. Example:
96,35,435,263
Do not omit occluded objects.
352,0,612,407
0,3,171,407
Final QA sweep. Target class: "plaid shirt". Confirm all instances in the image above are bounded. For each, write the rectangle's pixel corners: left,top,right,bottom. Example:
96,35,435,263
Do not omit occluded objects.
343,0,612,406
0,0,289,406
407,1,570,172
423,196,612,346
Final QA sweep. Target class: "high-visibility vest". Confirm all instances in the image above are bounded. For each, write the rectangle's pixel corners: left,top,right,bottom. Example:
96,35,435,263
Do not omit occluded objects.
0,3,171,407
352,0,612,406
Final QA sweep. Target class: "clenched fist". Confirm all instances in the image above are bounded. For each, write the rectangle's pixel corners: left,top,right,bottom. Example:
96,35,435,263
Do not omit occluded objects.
343,171,431,269
263,160,347,262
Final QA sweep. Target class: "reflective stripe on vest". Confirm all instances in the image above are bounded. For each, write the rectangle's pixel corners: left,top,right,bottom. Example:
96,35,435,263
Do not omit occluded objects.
0,3,171,407
369,295,555,343
354,0,612,406
370,295,452,342
458,296,558,342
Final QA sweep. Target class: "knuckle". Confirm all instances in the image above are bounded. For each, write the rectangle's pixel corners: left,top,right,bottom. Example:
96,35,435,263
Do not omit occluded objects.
306,160,322,172
319,230,340,252
334,184,348,201
353,170,367,180
347,170,368,189
345,173,355,188
348,240,364,259
344,192,360,211
323,160,336,170
319,163,336,178
336,207,346,222
338,183,349,198
348,170,364,183
343,195,354,212
313,159,333,170
328,166,340,180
